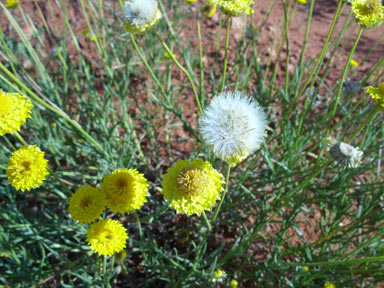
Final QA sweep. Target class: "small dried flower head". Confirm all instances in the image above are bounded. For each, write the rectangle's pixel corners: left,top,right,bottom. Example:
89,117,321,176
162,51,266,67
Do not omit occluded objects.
68,185,106,224
123,0,161,33
342,79,361,98
230,280,239,287
161,159,224,216
351,0,384,28
6,145,49,191
327,137,363,168
86,219,128,256
0,89,33,136
101,168,149,215
366,82,384,111
199,91,267,165
324,282,336,288
212,0,254,16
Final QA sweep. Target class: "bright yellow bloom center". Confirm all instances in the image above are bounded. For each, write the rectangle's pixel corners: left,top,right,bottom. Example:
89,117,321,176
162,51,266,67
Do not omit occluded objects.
80,196,93,209
98,229,114,242
0,94,13,116
176,167,209,196
116,176,132,191
20,160,32,173
362,0,381,14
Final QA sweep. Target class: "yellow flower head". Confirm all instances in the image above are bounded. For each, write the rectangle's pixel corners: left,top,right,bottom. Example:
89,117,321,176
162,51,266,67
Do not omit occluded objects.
351,0,384,28
101,168,149,215
68,185,106,224
215,269,227,279
164,51,176,59
185,0,198,2
350,59,359,67
324,282,336,288
161,159,224,216
0,90,33,136
230,279,239,287
296,0,307,4
6,145,49,192
366,82,384,110
86,219,128,256
123,0,161,33
5,0,20,8
212,0,254,16
202,1,217,18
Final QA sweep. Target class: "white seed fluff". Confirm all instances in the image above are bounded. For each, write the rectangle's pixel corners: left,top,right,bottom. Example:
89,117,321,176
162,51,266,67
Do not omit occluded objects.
123,0,158,25
327,137,363,168
199,91,267,163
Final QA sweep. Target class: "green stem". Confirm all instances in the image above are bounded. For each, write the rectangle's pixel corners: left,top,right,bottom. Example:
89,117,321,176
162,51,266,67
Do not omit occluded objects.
323,27,364,143
197,18,205,108
297,0,345,97
134,211,143,240
154,32,203,114
212,163,231,223
219,160,331,265
347,106,379,143
282,0,290,100
219,16,232,93
361,57,384,86
0,62,108,158
14,131,28,146
103,255,111,288
292,0,315,101
47,166,72,197
285,255,384,267
295,0,345,147
201,211,212,233
129,33,166,96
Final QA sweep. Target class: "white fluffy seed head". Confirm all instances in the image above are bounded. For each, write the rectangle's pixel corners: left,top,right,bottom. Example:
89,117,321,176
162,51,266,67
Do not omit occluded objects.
123,0,158,25
199,91,267,164
326,137,363,168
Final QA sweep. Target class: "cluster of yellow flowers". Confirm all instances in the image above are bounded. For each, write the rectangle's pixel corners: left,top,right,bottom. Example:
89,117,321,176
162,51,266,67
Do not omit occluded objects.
0,89,49,192
68,159,225,255
68,168,148,256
